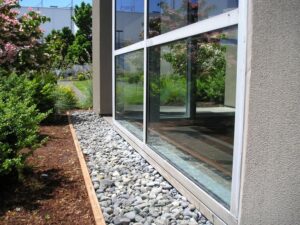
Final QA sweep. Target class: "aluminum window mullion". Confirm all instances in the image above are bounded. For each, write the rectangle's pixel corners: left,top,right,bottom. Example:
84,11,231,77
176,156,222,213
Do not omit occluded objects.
230,0,248,218
112,0,116,120
114,41,145,56
142,0,148,143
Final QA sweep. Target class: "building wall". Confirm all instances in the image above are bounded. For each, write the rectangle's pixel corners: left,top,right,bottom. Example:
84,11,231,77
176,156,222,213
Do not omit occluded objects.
20,7,75,35
239,0,300,224
92,0,112,115
92,0,300,223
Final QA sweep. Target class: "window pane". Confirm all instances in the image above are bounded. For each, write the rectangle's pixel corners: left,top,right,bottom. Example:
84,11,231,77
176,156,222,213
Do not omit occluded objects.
115,0,144,49
148,0,238,37
147,26,238,207
115,50,144,140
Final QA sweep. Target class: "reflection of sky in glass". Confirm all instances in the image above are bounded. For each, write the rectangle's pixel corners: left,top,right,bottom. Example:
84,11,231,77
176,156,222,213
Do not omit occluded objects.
116,0,144,12
116,0,172,12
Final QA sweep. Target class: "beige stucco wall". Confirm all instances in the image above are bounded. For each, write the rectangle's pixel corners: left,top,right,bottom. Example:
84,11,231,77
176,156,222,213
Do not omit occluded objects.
92,0,112,115
239,0,300,224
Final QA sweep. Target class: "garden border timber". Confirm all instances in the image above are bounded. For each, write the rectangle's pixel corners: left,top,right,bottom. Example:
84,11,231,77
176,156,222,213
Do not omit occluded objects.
67,112,106,225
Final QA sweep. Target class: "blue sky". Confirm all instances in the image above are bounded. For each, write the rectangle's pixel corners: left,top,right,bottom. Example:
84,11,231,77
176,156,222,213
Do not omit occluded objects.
20,0,92,8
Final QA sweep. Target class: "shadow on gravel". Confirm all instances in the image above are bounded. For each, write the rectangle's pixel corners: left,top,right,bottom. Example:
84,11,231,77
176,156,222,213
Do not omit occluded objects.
70,113,93,125
0,168,73,216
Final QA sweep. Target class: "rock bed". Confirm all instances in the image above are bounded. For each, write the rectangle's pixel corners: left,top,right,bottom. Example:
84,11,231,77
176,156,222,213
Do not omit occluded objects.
71,112,212,225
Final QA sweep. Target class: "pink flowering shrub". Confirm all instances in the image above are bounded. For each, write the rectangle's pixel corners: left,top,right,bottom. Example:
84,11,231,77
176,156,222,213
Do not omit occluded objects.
0,0,49,72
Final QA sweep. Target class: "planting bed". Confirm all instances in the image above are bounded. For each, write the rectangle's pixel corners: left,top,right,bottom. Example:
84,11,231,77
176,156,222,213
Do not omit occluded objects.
0,115,95,225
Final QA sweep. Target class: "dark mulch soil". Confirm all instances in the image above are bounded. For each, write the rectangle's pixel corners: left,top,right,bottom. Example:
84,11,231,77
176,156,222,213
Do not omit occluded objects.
0,115,95,225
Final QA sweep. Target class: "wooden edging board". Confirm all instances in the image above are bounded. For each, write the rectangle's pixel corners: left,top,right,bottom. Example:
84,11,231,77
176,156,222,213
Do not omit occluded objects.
67,112,106,225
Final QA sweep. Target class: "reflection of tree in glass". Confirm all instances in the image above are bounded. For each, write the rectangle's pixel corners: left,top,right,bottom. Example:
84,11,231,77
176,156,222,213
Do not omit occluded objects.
163,32,227,103
149,0,215,37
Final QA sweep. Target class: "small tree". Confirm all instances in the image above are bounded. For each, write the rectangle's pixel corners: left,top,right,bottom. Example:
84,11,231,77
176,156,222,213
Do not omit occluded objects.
0,0,50,73
72,2,92,37
67,2,92,64
45,27,75,68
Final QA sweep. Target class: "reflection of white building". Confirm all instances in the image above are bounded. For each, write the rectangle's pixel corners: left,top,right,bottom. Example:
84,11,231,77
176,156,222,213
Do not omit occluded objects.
20,6,76,36
115,11,144,48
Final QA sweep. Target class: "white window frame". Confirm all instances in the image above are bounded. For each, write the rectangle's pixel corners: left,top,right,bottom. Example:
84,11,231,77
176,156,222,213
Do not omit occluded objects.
112,1,248,224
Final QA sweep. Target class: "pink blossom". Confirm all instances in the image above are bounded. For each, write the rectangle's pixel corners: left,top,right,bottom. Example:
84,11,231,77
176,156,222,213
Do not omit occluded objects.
2,42,18,63
10,9,19,14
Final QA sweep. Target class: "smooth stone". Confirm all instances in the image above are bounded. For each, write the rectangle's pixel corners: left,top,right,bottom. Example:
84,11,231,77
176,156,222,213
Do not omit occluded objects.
124,211,136,221
112,171,120,177
189,204,196,211
135,214,144,222
93,183,99,190
113,216,131,225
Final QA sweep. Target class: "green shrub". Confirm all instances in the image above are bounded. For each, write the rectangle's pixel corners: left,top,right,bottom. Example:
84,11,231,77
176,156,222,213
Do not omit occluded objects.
29,71,57,115
0,74,47,176
54,86,78,113
77,72,86,81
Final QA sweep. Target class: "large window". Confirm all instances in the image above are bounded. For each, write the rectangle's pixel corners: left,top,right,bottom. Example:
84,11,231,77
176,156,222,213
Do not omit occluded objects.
114,0,245,223
115,0,144,49
115,50,144,140
148,0,238,37
147,26,237,207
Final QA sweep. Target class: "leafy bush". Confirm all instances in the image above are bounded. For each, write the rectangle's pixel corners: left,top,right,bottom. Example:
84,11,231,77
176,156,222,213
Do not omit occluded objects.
0,74,47,176
29,71,57,115
1,70,57,117
67,34,92,64
54,86,78,113
45,27,75,69
77,72,86,81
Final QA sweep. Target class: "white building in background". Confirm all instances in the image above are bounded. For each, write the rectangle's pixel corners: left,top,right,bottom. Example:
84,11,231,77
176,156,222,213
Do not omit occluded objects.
20,6,76,36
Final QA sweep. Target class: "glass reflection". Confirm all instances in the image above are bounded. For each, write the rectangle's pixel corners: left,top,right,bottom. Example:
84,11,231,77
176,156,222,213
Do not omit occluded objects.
148,0,238,37
147,26,237,207
115,0,144,49
115,50,144,140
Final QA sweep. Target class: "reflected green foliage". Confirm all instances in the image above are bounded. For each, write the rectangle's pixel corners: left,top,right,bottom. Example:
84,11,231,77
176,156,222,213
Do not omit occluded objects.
149,0,214,37
160,74,186,105
163,39,226,103
150,74,187,105
116,73,144,107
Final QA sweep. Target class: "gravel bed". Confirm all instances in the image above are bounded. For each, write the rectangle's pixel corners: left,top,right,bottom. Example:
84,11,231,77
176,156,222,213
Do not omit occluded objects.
71,111,212,225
